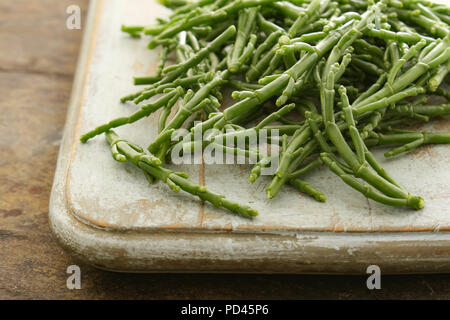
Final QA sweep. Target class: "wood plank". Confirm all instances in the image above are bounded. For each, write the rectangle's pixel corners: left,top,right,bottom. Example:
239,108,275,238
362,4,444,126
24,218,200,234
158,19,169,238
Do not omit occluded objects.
49,0,450,273
0,0,92,299
0,0,87,76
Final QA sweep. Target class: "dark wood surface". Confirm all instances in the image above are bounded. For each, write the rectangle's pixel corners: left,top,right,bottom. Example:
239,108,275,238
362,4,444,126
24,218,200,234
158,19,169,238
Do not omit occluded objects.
0,0,449,299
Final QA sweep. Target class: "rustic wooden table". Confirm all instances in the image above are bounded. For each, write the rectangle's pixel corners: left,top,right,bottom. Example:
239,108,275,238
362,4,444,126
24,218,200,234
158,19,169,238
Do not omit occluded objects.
0,0,449,299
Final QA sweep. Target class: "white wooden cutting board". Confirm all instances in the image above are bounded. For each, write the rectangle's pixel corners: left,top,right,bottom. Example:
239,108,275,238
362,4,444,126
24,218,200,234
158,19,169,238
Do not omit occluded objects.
49,0,450,273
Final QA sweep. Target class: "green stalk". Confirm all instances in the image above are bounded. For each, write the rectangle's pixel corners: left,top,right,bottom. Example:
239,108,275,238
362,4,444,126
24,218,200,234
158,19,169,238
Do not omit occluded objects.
122,73,213,105
148,70,230,154
354,37,450,109
227,21,355,123
387,39,427,85
289,178,326,202
148,0,278,49
320,153,422,208
80,88,183,143
321,67,423,209
157,26,235,84
106,131,257,217
428,59,450,92
288,0,322,37
228,7,258,72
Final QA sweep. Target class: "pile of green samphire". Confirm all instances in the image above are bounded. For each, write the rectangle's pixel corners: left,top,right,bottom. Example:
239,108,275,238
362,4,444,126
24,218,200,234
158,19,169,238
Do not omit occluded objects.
81,0,450,217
